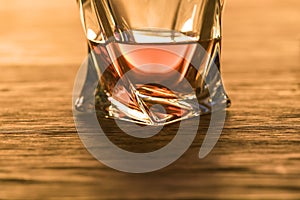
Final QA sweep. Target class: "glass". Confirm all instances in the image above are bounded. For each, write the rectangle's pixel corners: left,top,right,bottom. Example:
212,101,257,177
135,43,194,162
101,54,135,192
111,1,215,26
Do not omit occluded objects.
75,0,230,125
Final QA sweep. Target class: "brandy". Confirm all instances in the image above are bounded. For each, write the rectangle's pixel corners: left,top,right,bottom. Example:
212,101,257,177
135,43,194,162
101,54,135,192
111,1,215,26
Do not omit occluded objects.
85,31,227,125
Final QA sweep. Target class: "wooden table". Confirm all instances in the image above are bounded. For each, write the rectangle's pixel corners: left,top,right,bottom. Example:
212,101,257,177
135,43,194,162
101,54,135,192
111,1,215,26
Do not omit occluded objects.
0,0,299,199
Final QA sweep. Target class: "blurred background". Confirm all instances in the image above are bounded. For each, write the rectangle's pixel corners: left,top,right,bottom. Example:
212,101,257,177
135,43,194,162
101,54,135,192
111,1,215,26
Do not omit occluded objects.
0,0,298,69
0,1,85,66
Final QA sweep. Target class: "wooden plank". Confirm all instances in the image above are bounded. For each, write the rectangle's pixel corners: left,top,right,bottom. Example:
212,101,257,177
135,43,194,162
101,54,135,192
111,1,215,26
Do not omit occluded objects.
0,0,299,199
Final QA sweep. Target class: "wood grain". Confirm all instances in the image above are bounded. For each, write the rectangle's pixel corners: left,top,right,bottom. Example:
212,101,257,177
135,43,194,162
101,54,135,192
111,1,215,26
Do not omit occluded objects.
0,0,299,199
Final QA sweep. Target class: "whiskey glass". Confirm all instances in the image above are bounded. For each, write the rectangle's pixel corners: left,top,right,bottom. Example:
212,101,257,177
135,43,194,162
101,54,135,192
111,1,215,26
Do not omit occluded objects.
74,0,230,125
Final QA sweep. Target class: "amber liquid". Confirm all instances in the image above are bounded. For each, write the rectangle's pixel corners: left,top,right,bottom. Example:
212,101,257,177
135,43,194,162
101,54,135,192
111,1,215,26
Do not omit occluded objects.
88,36,221,124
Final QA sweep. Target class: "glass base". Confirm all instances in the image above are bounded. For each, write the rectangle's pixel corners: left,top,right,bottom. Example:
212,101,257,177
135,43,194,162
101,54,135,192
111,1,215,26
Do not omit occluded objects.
74,59,230,126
